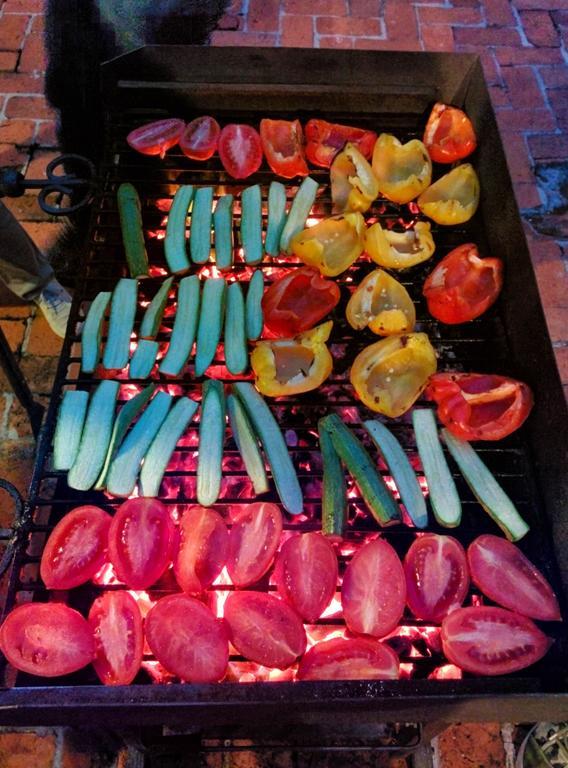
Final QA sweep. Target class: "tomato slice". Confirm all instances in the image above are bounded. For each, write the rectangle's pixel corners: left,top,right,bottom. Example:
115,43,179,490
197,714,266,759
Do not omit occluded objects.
423,244,503,325
305,119,377,168
297,637,400,681
427,372,534,441
423,103,477,164
441,606,551,676
0,603,94,677
226,502,283,587
224,591,306,669
108,498,176,589
273,532,338,622
341,537,406,638
40,505,112,590
88,591,143,686
126,118,185,158
174,506,228,594
179,116,220,161
145,594,229,682
468,535,561,621
404,534,469,623
260,119,309,179
218,124,263,179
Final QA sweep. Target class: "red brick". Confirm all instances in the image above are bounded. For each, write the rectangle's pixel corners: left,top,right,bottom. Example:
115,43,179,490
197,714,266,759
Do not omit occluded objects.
3,0,44,9
528,133,568,160
5,95,56,119
519,9,560,46
25,148,59,179
451,0,481,5
0,14,29,50
354,38,420,51
0,72,44,93
18,32,45,72
544,306,568,342
418,7,483,25
24,309,65,354
534,257,568,312
285,0,347,14
210,30,277,46
2,193,54,221
226,0,242,13
248,0,280,32
216,14,241,31
0,319,26,352
281,14,314,47
0,142,28,166
316,15,382,36
538,64,568,88
20,221,65,256
384,0,419,41
524,232,562,263
514,181,542,209
421,25,455,52
500,132,534,183
453,26,521,46
0,731,57,768
0,439,34,501
35,119,59,148
318,35,354,48
496,45,564,65
348,0,380,17
484,0,516,26
30,14,45,34
514,0,567,8
0,118,35,144
554,346,568,386
553,107,568,131
496,106,555,132
0,50,18,71
438,724,506,768
547,87,568,113
488,83,511,108
501,65,547,110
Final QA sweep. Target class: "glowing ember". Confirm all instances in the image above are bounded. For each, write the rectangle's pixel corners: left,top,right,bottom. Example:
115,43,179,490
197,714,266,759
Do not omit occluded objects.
155,198,173,212
142,660,173,684
198,264,223,279
146,229,166,240
149,266,169,277
92,562,119,586
305,217,319,227
319,593,343,620
429,664,462,680
127,590,156,619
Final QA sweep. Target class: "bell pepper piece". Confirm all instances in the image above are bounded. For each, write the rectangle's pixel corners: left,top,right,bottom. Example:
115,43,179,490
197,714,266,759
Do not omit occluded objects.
372,134,432,204
418,163,480,225
331,142,379,214
365,221,435,271
423,103,477,164
346,268,415,336
291,212,365,277
305,119,377,168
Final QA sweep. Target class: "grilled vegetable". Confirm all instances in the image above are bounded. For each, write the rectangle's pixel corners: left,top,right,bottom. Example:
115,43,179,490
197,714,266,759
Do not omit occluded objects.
139,276,174,339
365,221,435,271
346,269,415,336
417,164,480,226
291,212,365,277
260,119,309,179
423,103,477,164
240,184,263,265
280,176,319,253
195,277,226,377
197,380,226,506
371,134,432,204
81,291,111,373
53,390,89,471
318,419,347,540
159,275,200,377
213,194,234,271
164,185,193,274
224,281,248,375
330,142,379,213
189,186,214,265
117,183,149,278
245,269,264,341
102,278,138,373
227,393,269,495
265,181,287,256
129,339,159,379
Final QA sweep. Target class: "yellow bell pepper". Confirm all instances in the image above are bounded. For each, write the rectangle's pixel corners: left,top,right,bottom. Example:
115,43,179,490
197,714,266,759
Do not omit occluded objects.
251,320,333,397
346,269,415,336
365,221,435,270
350,332,437,417
330,142,379,214
372,134,432,204
290,213,365,277
417,163,480,225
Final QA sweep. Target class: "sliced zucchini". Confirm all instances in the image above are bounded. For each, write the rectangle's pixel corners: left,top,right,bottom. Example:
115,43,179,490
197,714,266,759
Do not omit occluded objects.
265,181,287,256
197,380,226,506
159,275,200,377
245,269,264,341
53,390,89,471
240,184,263,265
129,339,159,379
194,277,226,377
190,186,214,265
139,276,174,339
318,419,347,540
117,183,149,278
102,278,138,372
224,281,248,375
81,291,111,373
280,176,319,253
165,185,193,274
213,194,234,271
227,393,269,496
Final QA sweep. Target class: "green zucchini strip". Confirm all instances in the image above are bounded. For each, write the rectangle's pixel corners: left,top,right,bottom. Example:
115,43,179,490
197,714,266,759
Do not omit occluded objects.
319,414,400,527
245,269,264,341
194,277,226,377
318,419,347,540
363,419,428,529
53,390,89,471
139,396,199,497
165,185,193,274
279,176,319,253
190,186,214,265
117,183,149,278
213,194,234,271
102,278,138,372
227,393,269,496
139,276,174,339
81,291,111,373
129,339,159,379
224,281,248,375
240,184,263,265
106,390,172,497
68,380,120,491
197,380,226,507
265,181,287,256
412,409,461,527
442,429,529,541
159,275,200,377
232,382,303,515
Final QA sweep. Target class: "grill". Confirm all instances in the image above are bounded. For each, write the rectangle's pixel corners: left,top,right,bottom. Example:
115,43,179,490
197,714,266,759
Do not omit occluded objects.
1,46,568,736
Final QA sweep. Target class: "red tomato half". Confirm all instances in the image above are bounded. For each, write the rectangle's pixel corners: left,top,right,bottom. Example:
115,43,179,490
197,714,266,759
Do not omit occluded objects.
423,244,503,325
179,116,220,161
40,505,112,590
341,538,406,638
468,535,561,622
88,591,143,686
224,591,306,669
273,532,338,621
108,498,176,589
126,118,185,158
146,594,229,682
218,124,263,179
0,603,94,677
441,606,551,676
226,502,283,587
297,637,400,681
260,119,309,179
174,506,228,594
423,103,477,164
262,267,341,337
305,119,377,168
427,372,534,441
404,534,469,623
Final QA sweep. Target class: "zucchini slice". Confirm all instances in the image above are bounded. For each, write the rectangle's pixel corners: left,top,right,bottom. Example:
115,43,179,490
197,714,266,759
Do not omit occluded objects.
194,277,226,377
53,390,89,471
102,278,138,373
318,418,347,540
227,393,269,496
139,276,174,339
165,185,193,275
213,194,234,271
280,176,319,253
159,275,200,377
117,182,149,278
265,181,287,256
224,281,248,375
245,269,264,341
129,339,159,379
81,291,111,373
240,184,263,265
197,380,226,506
190,186,214,265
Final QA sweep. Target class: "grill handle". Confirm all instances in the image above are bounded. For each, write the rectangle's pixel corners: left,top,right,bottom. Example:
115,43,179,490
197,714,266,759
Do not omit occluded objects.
0,479,29,580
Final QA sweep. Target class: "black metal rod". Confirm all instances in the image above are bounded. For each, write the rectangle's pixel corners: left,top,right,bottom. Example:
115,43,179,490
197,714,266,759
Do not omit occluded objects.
0,325,43,438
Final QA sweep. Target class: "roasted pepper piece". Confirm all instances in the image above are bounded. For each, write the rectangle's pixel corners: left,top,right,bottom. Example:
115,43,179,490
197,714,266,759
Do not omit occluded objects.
251,320,333,397
291,213,365,277
423,103,477,164
331,142,379,214
418,163,480,225
346,269,415,336
350,333,437,417
372,134,432,204
365,221,435,270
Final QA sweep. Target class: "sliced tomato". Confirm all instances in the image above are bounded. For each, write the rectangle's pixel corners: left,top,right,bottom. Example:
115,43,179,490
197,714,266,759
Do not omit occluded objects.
40,505,112,590
468,535,561,622
108,498,176,590
226,502,283,587
0,603,94,677
423,244,503,325
260,119,309,179
174,506,228,594
273,532,338,622
261,267,340,338
404,534,469,623
126,118,185,158
341,537,406,638
179,116,220,161
88,591,143,686
305,119,377,168
218,124,263,179
224,591,306,669
441,606,551,676
423,103,477,164
145,594,229,682
427,372,534,441
297,637,400,681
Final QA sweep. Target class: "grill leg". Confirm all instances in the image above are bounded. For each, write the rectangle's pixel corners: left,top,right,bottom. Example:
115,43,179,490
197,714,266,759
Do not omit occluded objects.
0,324,43,438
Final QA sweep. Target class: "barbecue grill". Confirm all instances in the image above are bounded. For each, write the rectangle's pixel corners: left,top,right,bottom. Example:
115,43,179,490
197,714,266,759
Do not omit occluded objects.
0,46,567,745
